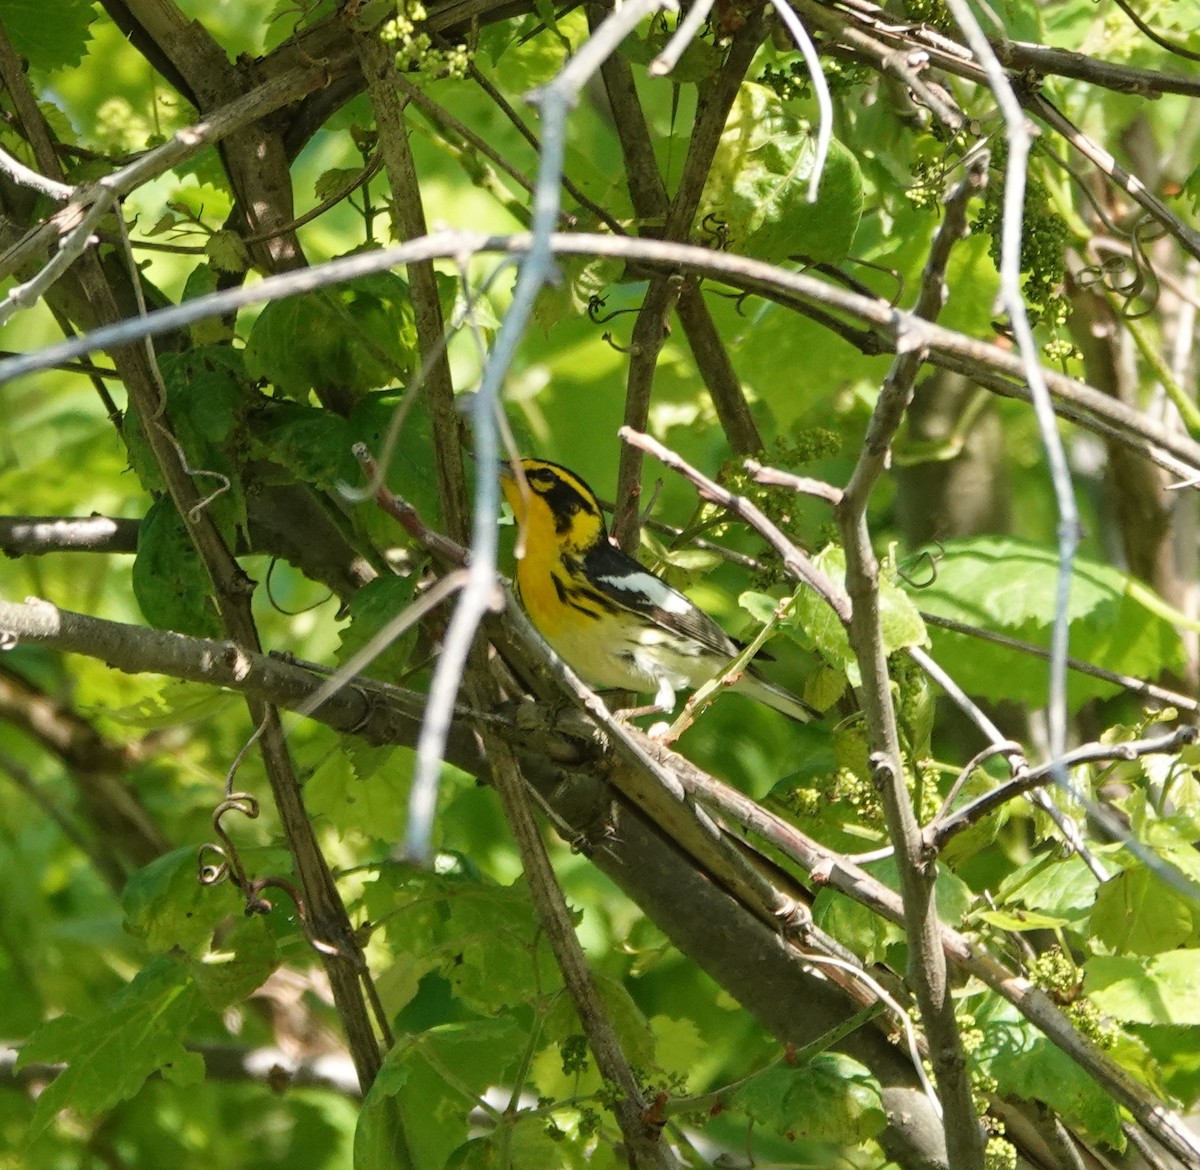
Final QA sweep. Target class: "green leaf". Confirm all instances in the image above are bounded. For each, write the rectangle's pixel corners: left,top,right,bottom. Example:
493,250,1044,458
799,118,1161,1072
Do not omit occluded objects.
0,0,96,70
349,390,445,539
189,916,279,1010
251,401,356,492
355,1021,524,1170
812,889,903,965
123,847,241,955
335,574,420,680
542,971,655,1066
448,881,563,1016
305,743,414,845
997,851,1098,921
1090,865,1197,955
205,229,250,274
919,537,1187,710
699,83,863,264
132,498,222,637
878,567,929,655
123,347,252,543
729,1054,884,1142
780,546,926,684
244,271,417,399
974,908,1070,932
1085,952,1200,1025
973,993,1124,1147
17,956,205,1141
315,166,364,201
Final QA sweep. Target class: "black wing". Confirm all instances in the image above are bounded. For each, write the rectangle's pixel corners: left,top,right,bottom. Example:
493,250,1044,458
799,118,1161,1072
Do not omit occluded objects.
580,541,739,658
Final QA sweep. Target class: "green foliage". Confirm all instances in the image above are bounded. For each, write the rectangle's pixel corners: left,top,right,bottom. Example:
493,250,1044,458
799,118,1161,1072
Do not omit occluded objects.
244,272,418,400
972,993,1124,1148
4,1,1200,1167
728,1053,885,1143
1086,953,1200,1026
917,537,1187,710
1090,864,1199,954
0,0,96,70
698,83,864,264
133,498,222,637
17,957,208,1141
355,1020,525,1170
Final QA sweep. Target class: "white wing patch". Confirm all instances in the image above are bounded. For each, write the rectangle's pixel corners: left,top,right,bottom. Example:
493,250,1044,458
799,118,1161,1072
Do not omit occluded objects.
598,570,692,615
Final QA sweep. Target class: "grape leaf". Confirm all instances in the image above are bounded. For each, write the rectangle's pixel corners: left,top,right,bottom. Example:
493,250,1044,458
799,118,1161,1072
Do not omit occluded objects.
699,83,864,264
17,957,205,1141
729,1054,884,1142
918,537,1187,710
355,1020,524,1170
123,847,241,956
244,271,417,399
1090,865,1197,955
1086,952,1200,1025
132,498,221,637
0,0,96,70
974,993,1123,1148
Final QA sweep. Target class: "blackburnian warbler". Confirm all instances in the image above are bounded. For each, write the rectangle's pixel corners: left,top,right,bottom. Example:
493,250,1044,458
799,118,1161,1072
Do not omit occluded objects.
499,458,815,721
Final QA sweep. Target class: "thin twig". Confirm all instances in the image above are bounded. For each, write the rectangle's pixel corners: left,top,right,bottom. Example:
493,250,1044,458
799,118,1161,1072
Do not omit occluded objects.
5,230,1200,482
619,428,851,623
928,726,1200,850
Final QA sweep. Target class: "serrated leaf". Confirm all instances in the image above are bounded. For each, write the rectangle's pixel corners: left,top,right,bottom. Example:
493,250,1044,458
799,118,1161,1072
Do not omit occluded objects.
17,956,205,1141
0,0,96,70
533,253,624,330
349,391,444,540
542,971,655,1066
699,83,863,264
99,679,236,729
997,851,1099,920
123,847,240,955
305,743,413,844
1085,952,1200,1025
974,993,1124,1147
190,916,279,1010
449,881,563,1016
812,889,903,965
181,264,234,344
879,573,928,654
805,664,847,710
314,166,363,202
780,546,924,684
1091,865,1197,955
919,537,1187,711
124,347,252,544
729,1054,884,1142
205,229,250,274
244,270,416,399
133,498,222,637
355,1021,524,1170
251,400,356,492
335,574,420,680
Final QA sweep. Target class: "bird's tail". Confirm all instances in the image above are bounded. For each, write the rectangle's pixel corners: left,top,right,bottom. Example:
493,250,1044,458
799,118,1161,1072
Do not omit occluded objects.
733,672,818,722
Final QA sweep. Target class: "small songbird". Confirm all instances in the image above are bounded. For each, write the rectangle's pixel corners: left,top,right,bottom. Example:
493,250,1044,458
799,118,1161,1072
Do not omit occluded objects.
499,458,814,720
